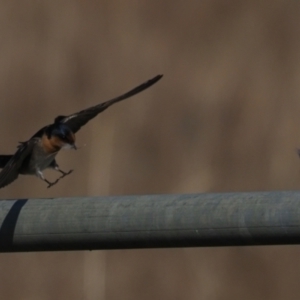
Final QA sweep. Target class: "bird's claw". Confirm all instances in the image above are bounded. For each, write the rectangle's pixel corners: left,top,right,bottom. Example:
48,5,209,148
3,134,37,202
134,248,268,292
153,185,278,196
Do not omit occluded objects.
47,179,60,188
46,169,74,188
59,169,73,179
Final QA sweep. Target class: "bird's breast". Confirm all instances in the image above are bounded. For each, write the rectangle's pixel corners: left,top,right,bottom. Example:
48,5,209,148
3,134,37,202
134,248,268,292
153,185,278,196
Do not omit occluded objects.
20,140,58,174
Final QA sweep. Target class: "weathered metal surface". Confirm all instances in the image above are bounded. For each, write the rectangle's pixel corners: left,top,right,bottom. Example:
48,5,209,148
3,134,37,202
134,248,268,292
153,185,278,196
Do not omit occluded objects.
0,191,299,252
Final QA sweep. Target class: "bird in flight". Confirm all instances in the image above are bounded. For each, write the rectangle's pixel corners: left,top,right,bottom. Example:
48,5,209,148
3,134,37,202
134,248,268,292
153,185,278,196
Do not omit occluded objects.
0,74,163,189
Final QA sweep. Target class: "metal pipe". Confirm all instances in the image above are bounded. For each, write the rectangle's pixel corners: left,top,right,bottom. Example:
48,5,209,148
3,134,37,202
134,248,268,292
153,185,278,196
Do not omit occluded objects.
0,191,300,252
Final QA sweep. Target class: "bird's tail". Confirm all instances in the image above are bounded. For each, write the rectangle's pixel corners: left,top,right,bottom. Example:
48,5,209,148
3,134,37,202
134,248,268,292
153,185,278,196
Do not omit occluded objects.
0,155,13,168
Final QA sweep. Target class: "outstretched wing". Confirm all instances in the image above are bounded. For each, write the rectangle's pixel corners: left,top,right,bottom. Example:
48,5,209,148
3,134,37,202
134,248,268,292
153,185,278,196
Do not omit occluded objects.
56,74,163,133
0,138,39,189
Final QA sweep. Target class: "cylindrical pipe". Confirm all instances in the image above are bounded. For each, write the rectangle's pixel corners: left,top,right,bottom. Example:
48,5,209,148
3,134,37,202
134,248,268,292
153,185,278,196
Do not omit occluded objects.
0,191,300,252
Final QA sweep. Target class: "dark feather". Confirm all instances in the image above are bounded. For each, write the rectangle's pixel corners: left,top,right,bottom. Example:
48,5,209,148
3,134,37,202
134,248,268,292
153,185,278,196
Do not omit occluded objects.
0,155,13,168
0,138,39,188
55,116,67,123
30,125,49,139
30,75,162,138
59,74,163,133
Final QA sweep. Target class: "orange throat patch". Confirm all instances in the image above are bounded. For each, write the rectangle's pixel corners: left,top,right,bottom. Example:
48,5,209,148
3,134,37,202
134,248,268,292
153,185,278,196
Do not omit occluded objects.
41,134,62,153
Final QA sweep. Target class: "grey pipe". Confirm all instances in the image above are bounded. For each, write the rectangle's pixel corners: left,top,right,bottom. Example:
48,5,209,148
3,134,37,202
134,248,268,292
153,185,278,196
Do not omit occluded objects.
0,191,299,252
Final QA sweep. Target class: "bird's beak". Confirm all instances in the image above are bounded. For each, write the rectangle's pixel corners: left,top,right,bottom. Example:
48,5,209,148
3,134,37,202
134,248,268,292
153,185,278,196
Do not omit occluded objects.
72,144,77,150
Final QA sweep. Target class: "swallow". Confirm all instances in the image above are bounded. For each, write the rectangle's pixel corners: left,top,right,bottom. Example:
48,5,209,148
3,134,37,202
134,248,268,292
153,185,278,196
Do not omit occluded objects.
0,74,163,189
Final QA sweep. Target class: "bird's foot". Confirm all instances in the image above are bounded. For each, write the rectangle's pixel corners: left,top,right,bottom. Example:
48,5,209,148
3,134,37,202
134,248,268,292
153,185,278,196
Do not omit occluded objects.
46,178,60,188
58,169,73,179
46,169,73,188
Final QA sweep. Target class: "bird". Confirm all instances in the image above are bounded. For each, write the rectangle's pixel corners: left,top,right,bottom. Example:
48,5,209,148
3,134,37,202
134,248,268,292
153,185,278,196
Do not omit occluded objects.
0,74,163,189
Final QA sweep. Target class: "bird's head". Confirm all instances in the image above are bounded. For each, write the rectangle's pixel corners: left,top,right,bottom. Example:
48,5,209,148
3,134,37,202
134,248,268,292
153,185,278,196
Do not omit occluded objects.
44,124,77,151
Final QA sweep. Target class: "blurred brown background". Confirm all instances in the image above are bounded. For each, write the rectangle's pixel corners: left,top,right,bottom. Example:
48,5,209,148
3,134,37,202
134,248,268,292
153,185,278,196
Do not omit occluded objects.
1,1,300,299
